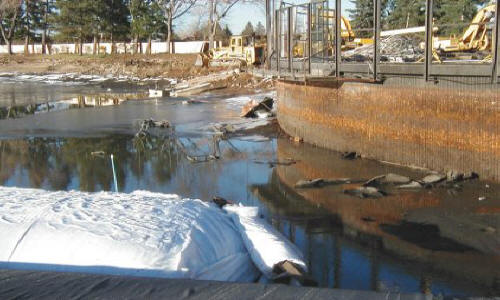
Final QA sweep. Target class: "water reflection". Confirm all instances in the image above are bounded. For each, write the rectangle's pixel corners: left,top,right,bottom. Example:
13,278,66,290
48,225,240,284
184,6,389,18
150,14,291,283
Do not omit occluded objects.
0,96,134,120
264,138,500,296
0,135,499,297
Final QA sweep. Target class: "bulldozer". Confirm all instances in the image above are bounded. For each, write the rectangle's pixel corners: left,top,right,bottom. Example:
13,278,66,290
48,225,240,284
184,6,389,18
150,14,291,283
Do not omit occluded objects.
211,35,266,66
433,3,497,60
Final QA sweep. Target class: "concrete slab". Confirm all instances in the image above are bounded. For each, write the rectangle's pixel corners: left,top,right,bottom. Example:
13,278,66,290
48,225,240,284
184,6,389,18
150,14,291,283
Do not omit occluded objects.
0,269,432,300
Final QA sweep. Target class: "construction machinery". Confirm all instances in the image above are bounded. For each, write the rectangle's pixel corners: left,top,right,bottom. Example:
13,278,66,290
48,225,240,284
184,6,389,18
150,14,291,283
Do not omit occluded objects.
433,3,496,58
292,9,360,58
211,35,266,66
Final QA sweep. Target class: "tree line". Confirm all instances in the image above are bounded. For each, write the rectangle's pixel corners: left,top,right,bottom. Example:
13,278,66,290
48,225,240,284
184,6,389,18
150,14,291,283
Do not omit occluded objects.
348,0,489,37
0,0,261,55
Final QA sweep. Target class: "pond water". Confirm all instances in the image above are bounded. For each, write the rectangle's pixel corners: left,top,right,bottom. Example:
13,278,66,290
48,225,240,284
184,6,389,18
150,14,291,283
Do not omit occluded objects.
0,78,498,297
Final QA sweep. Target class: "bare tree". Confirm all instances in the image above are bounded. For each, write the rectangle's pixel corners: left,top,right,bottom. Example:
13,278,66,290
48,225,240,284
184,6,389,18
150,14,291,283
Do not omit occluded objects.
206,0,262,50
157,0,197,53
0,0,21,55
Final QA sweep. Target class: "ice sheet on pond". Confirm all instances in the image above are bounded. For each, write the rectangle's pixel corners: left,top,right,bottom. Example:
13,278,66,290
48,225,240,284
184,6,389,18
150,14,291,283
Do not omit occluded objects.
0,187,259,281
0,187,306,282
0,73,175,85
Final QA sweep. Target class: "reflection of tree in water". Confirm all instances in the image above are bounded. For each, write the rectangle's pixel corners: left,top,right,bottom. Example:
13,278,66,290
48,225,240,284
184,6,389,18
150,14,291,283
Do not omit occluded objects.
24,139,51,188
0,140,29,185
61,137,132,192
132,135,180,185
0,135,180,192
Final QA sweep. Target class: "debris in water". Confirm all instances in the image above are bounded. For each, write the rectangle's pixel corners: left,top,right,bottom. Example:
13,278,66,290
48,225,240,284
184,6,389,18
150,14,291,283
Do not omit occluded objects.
343,186,387,198
365,173,411,186
272,260,317,287
253,159,297,168
420,174,446,185
397,181,424,189
241,97,274,118
293,136,303,143
90,151,105,157
181,99,207,105
446,170,464,183
341,152,359,160
295,178,353,189
212,123,236,136
463,172,479,181
213,196,235,208
482,226,496,233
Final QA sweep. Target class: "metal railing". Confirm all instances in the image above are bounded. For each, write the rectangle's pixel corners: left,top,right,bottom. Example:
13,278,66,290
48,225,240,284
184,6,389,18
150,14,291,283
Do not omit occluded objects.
269,0,500,83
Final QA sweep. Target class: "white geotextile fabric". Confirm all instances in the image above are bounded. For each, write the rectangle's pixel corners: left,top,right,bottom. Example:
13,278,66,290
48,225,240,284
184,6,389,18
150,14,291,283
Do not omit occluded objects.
0,187,260,281
224,205,307,279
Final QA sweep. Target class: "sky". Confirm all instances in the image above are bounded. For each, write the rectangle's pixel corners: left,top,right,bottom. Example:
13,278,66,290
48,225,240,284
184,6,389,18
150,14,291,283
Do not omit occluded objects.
177,0,354,37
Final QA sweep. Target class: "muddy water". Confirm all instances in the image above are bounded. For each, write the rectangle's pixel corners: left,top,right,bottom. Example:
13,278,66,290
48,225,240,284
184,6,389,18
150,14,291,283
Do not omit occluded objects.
0,79,499,297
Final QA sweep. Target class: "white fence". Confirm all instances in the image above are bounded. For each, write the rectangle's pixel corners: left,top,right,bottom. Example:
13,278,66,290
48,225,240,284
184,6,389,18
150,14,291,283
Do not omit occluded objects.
0,41,221,55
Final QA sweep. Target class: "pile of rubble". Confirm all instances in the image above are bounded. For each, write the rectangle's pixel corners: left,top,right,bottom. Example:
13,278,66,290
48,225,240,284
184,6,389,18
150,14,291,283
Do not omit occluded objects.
344,35,424,63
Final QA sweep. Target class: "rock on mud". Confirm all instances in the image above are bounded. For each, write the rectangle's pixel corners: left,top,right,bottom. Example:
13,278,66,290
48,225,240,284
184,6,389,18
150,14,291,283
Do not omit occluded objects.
365,173,411,186
295,178,351,189
397,181,423,189
420,174,446,185
344,187,387,198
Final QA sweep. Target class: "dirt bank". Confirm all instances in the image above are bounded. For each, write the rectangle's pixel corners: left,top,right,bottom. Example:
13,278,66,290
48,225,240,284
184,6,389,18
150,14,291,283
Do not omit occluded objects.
0,54,226,80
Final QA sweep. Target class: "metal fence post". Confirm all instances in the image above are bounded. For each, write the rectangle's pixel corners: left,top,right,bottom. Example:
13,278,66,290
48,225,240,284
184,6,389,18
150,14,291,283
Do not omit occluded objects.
424,0,433,81
276,9,280,74
308,3,312,75
335,0,341,78
373,0,381,80
266,0,272,70
288,7,293,74
492,0,499,83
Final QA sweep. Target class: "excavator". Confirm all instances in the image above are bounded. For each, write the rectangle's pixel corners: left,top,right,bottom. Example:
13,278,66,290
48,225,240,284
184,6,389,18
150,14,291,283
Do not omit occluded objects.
433,3,497,60
292,9,359,58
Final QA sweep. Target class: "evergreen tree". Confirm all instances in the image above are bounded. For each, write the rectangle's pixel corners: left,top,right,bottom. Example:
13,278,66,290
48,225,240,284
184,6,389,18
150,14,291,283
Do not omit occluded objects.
254,21,265,36
386,0,426,28
348,0,389,36
241,21,254,36
100,0,130,48
20,0,42,53
130,0,165,53
41,0,56,54
433,0,488,35
223,24,232,38
55,0,96,54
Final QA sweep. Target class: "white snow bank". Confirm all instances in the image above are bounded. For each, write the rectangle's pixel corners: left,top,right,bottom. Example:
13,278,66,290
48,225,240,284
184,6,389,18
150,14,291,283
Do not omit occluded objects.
0,187,259,282
224,205,307,279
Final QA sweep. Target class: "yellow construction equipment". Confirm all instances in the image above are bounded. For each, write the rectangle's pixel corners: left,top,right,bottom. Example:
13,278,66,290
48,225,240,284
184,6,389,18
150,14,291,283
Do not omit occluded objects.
292,10,366,58
434,4,496,54
211,35,266,66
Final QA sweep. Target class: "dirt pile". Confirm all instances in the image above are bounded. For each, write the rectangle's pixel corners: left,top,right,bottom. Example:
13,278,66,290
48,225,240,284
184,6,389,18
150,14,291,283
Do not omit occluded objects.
0,54,229,80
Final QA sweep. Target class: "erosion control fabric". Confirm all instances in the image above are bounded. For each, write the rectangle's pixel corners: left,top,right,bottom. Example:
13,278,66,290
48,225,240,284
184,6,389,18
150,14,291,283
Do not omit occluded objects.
0,187,305,282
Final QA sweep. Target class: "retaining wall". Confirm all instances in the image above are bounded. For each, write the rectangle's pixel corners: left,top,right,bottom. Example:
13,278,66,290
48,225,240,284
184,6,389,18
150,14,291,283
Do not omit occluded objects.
277,77,500,181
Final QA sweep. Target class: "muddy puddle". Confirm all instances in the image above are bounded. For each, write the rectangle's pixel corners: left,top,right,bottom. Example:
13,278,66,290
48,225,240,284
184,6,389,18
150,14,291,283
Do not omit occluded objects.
0,78,498,297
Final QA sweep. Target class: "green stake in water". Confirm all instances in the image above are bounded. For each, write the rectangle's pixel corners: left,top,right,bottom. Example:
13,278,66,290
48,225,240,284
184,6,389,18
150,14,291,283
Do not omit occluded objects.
111,154,119,193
